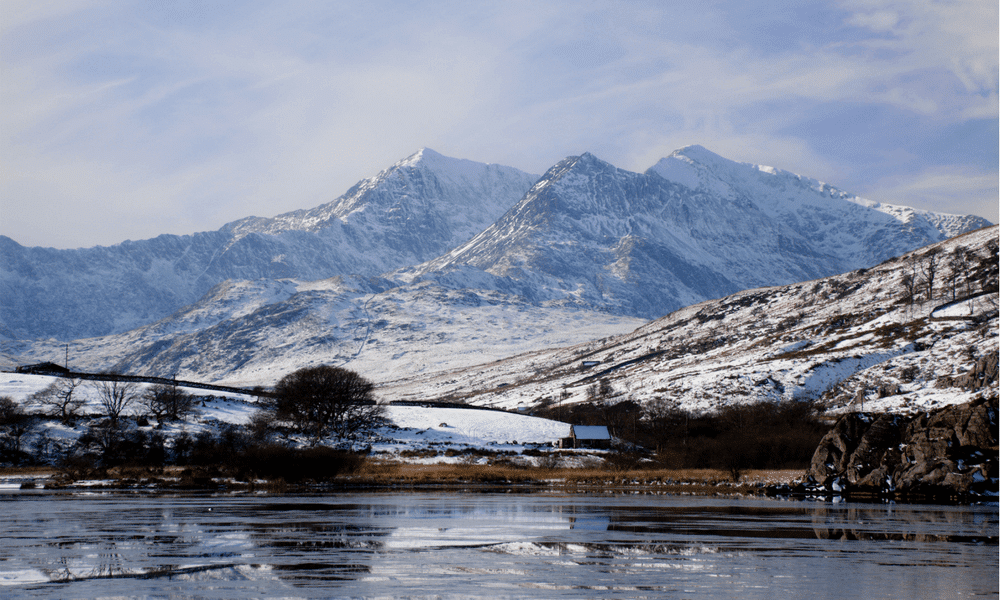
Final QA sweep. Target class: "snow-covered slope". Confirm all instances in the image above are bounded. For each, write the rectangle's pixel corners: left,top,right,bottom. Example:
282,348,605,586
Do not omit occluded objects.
378,226,998,415
0,150,537,340
0,373,573,457
650,145,984,261
5,276,645,387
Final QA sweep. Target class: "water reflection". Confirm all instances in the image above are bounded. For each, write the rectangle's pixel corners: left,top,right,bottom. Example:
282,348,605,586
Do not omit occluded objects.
1,491,996,599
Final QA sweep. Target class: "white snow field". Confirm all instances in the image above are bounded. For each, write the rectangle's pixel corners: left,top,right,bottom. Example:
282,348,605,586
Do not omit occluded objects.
0,373,572,461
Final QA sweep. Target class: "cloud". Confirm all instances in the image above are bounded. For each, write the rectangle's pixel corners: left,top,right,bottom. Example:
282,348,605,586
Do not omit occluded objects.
845,9,900,32
1,0,996,248
863,165,999,223
838,0,998,94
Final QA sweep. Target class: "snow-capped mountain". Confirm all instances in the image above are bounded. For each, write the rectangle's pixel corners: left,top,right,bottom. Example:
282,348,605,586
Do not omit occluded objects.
404,146,991,319
0,150,538,340
221,148,538,260
2,146,992,392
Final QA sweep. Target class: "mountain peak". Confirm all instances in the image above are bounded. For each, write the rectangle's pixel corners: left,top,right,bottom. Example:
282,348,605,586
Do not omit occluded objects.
670,144,724,163
658,145,737,176
552,151,615,175
574,151,610,165
396,147,445,169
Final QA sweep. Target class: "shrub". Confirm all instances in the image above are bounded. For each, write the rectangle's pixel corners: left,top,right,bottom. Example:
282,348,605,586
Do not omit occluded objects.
226,444,366,483
268,366,385,445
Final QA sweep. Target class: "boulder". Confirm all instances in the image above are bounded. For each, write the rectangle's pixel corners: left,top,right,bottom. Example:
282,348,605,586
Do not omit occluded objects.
804,396,997,501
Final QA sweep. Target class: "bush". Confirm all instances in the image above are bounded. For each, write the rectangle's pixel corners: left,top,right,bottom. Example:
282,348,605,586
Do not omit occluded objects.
0,396,35,465
227,444,366,483
73,421,167,468
541,397,830,476
268,366,385,445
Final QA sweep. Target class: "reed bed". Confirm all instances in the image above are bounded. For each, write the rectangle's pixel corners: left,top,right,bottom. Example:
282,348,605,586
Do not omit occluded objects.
347,460,803,495
5,461,803,497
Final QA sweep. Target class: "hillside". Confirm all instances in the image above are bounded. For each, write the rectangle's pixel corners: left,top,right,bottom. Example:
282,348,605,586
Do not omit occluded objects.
378,226,998,415
0,372,572,462
403,146,990,319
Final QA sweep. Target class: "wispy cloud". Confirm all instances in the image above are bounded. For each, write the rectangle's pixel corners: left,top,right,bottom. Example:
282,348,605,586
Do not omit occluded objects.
1,0,995,248
866,165,998,220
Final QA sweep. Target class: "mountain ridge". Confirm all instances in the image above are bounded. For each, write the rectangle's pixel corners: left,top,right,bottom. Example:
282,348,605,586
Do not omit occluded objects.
377,225,998,415
399,148,990,320
1,149,538,340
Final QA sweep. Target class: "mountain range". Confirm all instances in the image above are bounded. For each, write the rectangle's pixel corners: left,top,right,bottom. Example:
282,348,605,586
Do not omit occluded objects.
1,149,538,340
1,146,992,394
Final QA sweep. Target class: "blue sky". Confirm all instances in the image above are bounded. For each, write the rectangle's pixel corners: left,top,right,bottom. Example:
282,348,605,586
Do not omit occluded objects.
2,0,996,249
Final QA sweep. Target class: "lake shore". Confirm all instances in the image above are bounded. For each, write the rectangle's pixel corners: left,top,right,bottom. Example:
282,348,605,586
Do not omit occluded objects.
1,463,806,498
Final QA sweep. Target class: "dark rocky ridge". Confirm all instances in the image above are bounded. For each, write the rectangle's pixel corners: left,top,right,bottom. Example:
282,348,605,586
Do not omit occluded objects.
803,396,998,501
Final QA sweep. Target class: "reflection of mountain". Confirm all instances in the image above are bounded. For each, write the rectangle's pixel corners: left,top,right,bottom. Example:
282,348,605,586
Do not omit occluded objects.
7,493,997,597
16,496,395,588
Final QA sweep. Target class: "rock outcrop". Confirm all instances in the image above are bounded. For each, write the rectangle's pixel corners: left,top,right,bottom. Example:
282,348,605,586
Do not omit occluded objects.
804,396,998,501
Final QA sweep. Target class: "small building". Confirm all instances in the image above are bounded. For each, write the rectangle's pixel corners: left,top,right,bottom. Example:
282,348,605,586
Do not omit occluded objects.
15,362,70,375
559,425,612,449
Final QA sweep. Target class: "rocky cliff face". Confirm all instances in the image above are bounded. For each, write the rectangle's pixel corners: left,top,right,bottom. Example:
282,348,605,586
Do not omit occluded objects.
805,396,997,500
409,147,992,320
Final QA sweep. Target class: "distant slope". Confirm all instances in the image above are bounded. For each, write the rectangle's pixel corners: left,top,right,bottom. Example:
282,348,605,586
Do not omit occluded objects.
8,275,645,387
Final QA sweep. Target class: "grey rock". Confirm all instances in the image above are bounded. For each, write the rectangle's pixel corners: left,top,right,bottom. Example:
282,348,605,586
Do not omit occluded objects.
806,396,998,499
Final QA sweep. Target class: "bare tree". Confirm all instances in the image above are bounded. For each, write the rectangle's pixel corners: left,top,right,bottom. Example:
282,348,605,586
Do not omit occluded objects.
92,377,139,425
586,379,613,402
269,366,384,445
900,272,917,306
946,247,971,302
918,248,941,302
141,384,195,423
0,396,34,461
29,378,85,424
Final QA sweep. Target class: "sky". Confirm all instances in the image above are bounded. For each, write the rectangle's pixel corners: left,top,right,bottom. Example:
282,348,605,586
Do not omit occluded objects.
2,0,997,249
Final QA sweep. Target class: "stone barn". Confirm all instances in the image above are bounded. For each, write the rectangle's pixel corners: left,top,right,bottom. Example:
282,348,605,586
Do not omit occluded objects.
559,425,612,449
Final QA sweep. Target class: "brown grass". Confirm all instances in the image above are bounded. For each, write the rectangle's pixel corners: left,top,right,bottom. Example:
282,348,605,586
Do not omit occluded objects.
4,462,804,496
346,461,804,494
0,466,56,477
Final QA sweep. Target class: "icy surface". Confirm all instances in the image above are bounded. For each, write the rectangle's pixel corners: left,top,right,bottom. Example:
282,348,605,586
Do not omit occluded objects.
1,493,995,599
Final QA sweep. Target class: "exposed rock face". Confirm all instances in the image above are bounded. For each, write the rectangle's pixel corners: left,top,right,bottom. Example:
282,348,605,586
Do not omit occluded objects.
411,148,991,321
806,396,998,500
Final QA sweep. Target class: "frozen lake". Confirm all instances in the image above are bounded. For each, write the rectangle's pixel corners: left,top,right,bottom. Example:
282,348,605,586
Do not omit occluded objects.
1,490,996,599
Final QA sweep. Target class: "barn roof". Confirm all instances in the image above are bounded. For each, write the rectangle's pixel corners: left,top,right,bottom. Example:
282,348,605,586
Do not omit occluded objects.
572,425,610,440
